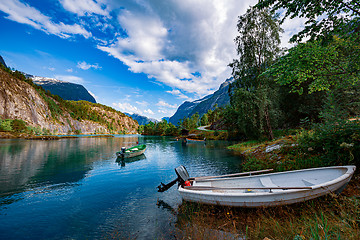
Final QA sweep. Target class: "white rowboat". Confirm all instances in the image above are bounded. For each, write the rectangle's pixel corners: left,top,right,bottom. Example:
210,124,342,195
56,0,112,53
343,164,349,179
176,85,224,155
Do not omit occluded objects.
178,165,356,207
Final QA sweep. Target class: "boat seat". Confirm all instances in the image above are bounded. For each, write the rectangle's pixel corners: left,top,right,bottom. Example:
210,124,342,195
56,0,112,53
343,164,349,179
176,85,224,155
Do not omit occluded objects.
260,177,278,188
302,179,317,186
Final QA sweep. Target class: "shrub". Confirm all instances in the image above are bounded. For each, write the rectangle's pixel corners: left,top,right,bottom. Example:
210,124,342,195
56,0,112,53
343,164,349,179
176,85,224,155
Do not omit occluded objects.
298,120,360,167
11,119,27,133
0,119,12,131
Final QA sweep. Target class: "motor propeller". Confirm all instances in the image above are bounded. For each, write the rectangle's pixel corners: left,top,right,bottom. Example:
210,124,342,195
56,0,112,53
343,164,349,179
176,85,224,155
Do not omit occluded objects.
157,165,190,192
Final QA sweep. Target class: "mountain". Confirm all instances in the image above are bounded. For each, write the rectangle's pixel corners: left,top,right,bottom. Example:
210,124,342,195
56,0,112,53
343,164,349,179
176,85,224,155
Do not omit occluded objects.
0,66,138,134
162,117,170,122
125,113,157,125
0,55,7,68
169,77,234,125
31,76,97,103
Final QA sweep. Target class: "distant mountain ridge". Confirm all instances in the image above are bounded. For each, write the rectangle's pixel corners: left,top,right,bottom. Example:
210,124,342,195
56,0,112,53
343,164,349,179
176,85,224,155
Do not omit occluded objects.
31,76,97,103
0,55,95,104
125,113,157,125
169,77,233,125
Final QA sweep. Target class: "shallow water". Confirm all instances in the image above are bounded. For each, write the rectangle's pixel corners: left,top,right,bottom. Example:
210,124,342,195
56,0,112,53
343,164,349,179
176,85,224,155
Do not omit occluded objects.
0,135,242,239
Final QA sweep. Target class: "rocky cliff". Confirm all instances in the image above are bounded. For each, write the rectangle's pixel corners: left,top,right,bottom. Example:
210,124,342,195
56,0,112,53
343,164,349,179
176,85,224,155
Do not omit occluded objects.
0,68,138,134
32,76,97,103
169,77,234,125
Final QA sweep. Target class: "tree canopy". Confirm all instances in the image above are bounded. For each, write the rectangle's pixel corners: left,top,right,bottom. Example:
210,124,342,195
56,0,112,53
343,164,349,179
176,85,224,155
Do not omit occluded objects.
257,0,360,95
256,0,360,42
227,6,283,140
262,36,360,94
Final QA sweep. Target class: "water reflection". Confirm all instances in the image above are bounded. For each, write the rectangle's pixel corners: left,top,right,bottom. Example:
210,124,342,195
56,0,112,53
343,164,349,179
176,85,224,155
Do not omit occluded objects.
115,154,146,167
0,135,243,240
0,136,139,196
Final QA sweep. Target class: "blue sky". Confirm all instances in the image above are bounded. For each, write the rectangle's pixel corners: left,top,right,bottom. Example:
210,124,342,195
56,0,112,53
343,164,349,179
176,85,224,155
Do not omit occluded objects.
0,0,305,120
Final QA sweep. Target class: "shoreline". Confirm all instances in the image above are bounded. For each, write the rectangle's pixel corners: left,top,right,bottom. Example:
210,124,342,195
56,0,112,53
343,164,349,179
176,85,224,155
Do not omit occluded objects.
0,131,119,140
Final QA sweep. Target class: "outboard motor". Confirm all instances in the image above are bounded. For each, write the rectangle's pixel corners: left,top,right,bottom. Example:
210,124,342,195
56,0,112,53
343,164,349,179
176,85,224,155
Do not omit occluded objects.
157,165,190,192
117,147,127,157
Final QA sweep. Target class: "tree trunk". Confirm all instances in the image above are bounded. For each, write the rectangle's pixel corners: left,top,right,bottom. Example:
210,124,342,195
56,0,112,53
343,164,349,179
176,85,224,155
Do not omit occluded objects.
264,105,274,140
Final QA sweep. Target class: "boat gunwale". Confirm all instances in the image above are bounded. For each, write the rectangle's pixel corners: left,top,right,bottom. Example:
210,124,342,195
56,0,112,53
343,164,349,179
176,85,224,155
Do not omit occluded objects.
178,165,356,197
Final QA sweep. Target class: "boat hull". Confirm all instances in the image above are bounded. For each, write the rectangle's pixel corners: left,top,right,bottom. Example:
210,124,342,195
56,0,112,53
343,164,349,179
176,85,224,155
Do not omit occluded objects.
178,166,356,207
116,148,146,158
186,138,205,143
116,145,146,158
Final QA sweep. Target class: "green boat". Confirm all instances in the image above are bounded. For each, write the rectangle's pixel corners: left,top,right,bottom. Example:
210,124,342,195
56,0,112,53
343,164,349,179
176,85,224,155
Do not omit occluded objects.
116,144,146,158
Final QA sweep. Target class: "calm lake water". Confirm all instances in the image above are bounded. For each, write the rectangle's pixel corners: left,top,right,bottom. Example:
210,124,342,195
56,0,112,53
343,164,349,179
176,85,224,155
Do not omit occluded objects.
0,135,242,239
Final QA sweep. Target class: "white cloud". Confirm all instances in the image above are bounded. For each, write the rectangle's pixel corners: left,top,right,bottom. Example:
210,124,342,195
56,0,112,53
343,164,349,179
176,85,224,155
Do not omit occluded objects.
97,0,258,97
280,15,308,48
157,108,177,117
166,89,190,100
0,0,91,39
115,10,168,61
156,100,178,109
54,75,85,84
144,109,154,115
48,67,55,71
112,102,141,114
136,101,149,107
77,61,101,70
66,68,73,72
59,0,109,17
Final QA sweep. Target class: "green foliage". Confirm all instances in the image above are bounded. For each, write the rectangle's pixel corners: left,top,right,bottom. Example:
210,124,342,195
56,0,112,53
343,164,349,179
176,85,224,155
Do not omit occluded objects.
37,91,63,118
297,95,360,167
227,6,283,140
11,119,27,133
27,126,43,135
200,114,208,126
227,140,262,152
0,118,50,135
241,156,272,172
0,119,13,132
74,129,82,134
263,38,360,95
256,0,360,43
205,106,223,124
42,127,50,135
138,125,144,134
142,120,180,136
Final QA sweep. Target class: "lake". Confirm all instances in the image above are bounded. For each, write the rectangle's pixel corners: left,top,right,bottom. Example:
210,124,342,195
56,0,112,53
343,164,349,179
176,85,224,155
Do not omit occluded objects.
0,135,242,239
